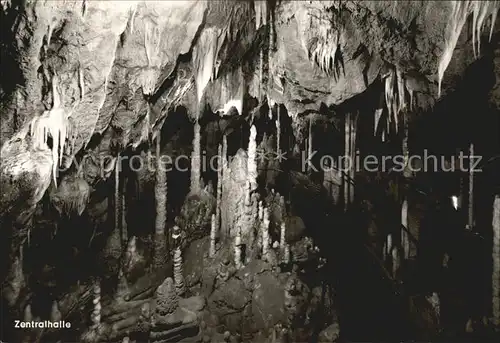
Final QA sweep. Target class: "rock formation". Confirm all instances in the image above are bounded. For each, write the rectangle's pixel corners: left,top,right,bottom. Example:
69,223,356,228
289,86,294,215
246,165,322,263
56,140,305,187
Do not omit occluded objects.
1,1,500,342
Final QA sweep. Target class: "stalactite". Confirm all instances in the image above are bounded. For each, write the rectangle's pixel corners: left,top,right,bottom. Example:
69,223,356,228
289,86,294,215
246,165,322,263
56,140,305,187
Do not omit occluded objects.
438,2,471,97
154,137,168,270
50,300,62,322
210,214,217,257
384,67,406,130
254,0,268,29
438,1,500,97
91,280,101,328
268,5,274,90
247,125,258,192
115,152,122,250
142,21,162,95
193,28,221,103
468,143,475,229
401,199,409,259
234,225,243,269
191,120,201,193
492,195,500,327
79,66,85,100
171,225,185,297
262,207,270,262
29,75,73,186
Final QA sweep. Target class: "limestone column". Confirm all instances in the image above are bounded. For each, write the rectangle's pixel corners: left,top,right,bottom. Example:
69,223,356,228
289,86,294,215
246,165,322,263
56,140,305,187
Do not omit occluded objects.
153,136,168,270
191,120,201,193
468,143,474,229
210,214,216,257
492,195,500,327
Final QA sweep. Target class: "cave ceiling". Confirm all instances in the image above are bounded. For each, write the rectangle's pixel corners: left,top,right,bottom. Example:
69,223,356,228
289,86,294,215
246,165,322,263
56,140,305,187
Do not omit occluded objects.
0,0,499,221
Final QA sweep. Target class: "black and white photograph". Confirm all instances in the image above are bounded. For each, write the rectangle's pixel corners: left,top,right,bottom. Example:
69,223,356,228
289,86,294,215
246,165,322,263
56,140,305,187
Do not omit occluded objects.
1,1,500,342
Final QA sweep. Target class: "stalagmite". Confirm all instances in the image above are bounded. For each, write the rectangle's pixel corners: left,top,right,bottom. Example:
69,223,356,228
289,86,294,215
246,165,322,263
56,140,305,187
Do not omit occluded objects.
401,199,409,259
427,292,440,326
258,200,264,222
234,225,243,270
155,277,178,316
221,135,229,237
492,196,500,327
210,214,217,257
349,114,357,204
259,49,264,100
3,255,24,307
283,244,290,264
391,246,401,279
248,125,258,191
280,222,287,262
115,153,122,249
374,108,383,136
121,174,128,246
123,236,139,277
191,120,201,193
172,226,186,296
383,241,388,262
468,143,474,229
402,111,410,177
173,248,186,296
307,117,313,175
276,106,281,157
50,300,62,322
115,268,129,300
387,234,393,259
154,137,168,270
216,143,223,232
91,280,101,328
24,304,33,322
344,113,350,211
262,207,270,262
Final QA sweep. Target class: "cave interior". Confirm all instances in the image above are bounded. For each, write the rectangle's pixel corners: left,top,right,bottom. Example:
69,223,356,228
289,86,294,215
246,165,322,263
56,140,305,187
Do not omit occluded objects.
1,1,500,342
